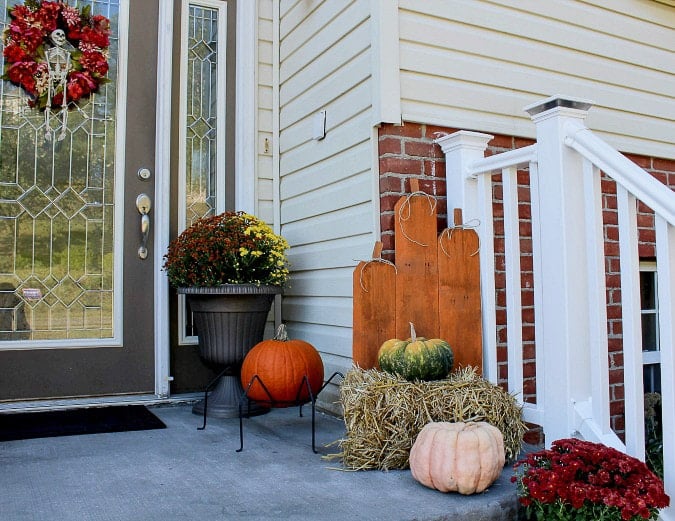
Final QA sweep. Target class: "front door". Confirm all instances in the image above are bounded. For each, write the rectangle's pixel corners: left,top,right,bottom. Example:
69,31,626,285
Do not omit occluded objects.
0,0,159,401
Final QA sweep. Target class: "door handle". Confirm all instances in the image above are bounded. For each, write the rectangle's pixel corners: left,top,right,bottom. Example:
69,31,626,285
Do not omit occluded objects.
136,193,152,260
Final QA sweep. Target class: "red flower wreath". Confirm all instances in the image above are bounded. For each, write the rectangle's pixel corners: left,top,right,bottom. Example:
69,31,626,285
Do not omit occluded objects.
2,0,110,109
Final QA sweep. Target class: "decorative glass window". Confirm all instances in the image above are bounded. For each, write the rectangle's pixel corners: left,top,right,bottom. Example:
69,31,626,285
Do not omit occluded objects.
0,0,121,346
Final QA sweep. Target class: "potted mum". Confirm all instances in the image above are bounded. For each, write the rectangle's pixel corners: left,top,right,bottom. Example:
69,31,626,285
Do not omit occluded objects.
512,438,669,521
163,211,290,418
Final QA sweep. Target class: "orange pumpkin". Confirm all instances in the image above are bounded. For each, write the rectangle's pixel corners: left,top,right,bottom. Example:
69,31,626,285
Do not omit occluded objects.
240,324,324,406
409,421,505,494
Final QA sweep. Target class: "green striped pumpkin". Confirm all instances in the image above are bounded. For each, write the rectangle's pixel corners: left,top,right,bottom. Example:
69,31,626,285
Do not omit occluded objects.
377,323,454,381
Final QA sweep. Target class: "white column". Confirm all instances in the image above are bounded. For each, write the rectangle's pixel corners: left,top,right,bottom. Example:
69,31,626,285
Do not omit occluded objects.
524,96,595,445
235,0,258,213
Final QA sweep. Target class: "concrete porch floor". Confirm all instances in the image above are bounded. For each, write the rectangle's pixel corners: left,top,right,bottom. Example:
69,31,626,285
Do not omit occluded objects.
0,403,520,520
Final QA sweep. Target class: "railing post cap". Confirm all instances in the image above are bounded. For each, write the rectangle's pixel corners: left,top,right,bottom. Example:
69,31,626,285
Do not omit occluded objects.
524,95,595,117
434,130,493,154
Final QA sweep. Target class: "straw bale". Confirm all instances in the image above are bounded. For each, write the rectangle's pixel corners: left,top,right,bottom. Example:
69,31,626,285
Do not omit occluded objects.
331,367,526,470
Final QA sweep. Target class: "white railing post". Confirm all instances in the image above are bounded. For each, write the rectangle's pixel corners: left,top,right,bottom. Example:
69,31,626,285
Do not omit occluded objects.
436,131,497,381
436,131,493,226
656,217,675,521
524,96,601,446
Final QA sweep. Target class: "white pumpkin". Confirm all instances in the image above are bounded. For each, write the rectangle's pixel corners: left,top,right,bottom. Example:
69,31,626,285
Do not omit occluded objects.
409,421,505,494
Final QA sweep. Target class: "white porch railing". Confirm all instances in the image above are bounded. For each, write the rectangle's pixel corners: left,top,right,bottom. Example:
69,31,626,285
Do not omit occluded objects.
437,96,674,520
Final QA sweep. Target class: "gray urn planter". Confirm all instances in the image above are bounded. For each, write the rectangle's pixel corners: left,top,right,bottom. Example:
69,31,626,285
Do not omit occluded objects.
178,284,282,418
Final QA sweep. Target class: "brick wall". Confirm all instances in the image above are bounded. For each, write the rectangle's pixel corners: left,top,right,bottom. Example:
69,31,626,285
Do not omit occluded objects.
378,122,675,444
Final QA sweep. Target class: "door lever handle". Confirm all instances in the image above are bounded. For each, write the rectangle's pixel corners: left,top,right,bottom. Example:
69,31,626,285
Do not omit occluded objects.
136,193,152,260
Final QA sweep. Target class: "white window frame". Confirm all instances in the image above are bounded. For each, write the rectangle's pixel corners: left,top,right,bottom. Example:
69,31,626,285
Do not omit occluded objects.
177,0,228,345
641,261,661,367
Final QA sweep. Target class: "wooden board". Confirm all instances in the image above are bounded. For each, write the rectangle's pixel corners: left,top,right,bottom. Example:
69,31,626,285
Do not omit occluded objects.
394,184,439,339
438,209,483,372
352,242,396,369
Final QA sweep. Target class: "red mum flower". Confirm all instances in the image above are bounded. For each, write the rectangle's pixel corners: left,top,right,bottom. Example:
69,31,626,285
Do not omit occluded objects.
35,1,61,32
3,44,29,63
6,62,38,94
79,50,109,76
66,71,97,102
79,25,109,49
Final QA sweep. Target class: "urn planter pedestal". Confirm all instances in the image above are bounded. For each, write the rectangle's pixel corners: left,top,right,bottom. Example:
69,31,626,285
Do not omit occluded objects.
178,284,282,418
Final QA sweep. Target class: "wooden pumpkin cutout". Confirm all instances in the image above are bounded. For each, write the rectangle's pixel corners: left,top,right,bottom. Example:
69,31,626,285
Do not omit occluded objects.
352,241,396,370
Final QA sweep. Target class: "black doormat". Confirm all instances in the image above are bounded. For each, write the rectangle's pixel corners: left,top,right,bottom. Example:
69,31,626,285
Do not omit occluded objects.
0,405,166,442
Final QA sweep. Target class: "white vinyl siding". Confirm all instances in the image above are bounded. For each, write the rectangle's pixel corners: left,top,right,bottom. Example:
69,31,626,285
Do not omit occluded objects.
398,0,675,159
278,0,376,396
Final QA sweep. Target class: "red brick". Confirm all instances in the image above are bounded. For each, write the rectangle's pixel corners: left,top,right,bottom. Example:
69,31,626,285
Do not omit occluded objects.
625,153,651,169
380,194,402,212
523,380,537,397
604,242,620,256
523,426,544,446
380,213,395,232
610,351,624,368
653,157,675,172
612,416,625,435
379,157,423,176
603,196,618,211
609,369,624,385
379,122,423,139
639,229,656,243
606,304,624,320
522,325,535,342
523,344,536,359
425,159,446,178
612,384,625,401
418,178,446,197
610,319,623,336
639,244,656,257
517,170,530,184
379,137,401,155
404,141,443,158
424,124,459,139
514,137,536,148
488,134,514,149
605,225,619,241
521,291,535,307
380,232,395,252
608,338,623,352
637,213,655,228
379,176,404,193
649,171,667,185
517,186,531,203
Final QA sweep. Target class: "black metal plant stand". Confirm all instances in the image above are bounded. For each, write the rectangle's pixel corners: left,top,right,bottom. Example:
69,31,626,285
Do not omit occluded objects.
236,371,344,453
196,365,269,431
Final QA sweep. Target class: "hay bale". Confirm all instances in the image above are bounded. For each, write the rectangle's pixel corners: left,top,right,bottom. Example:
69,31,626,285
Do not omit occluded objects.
331,366,526,470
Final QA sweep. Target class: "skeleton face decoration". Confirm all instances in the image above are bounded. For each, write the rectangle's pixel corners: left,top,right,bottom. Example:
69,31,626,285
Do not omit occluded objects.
50,29,66,47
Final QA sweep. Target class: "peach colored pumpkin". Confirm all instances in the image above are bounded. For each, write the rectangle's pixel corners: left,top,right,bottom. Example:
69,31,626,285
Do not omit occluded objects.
409,421,505,494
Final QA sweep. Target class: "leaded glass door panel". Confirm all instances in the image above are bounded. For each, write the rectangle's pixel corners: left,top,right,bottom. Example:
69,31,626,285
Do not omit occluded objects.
0,0,158,401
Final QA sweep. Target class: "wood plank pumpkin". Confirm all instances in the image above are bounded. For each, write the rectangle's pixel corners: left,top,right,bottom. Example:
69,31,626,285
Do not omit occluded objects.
240,324,324,406
409,421,505,494
352,241,396,370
